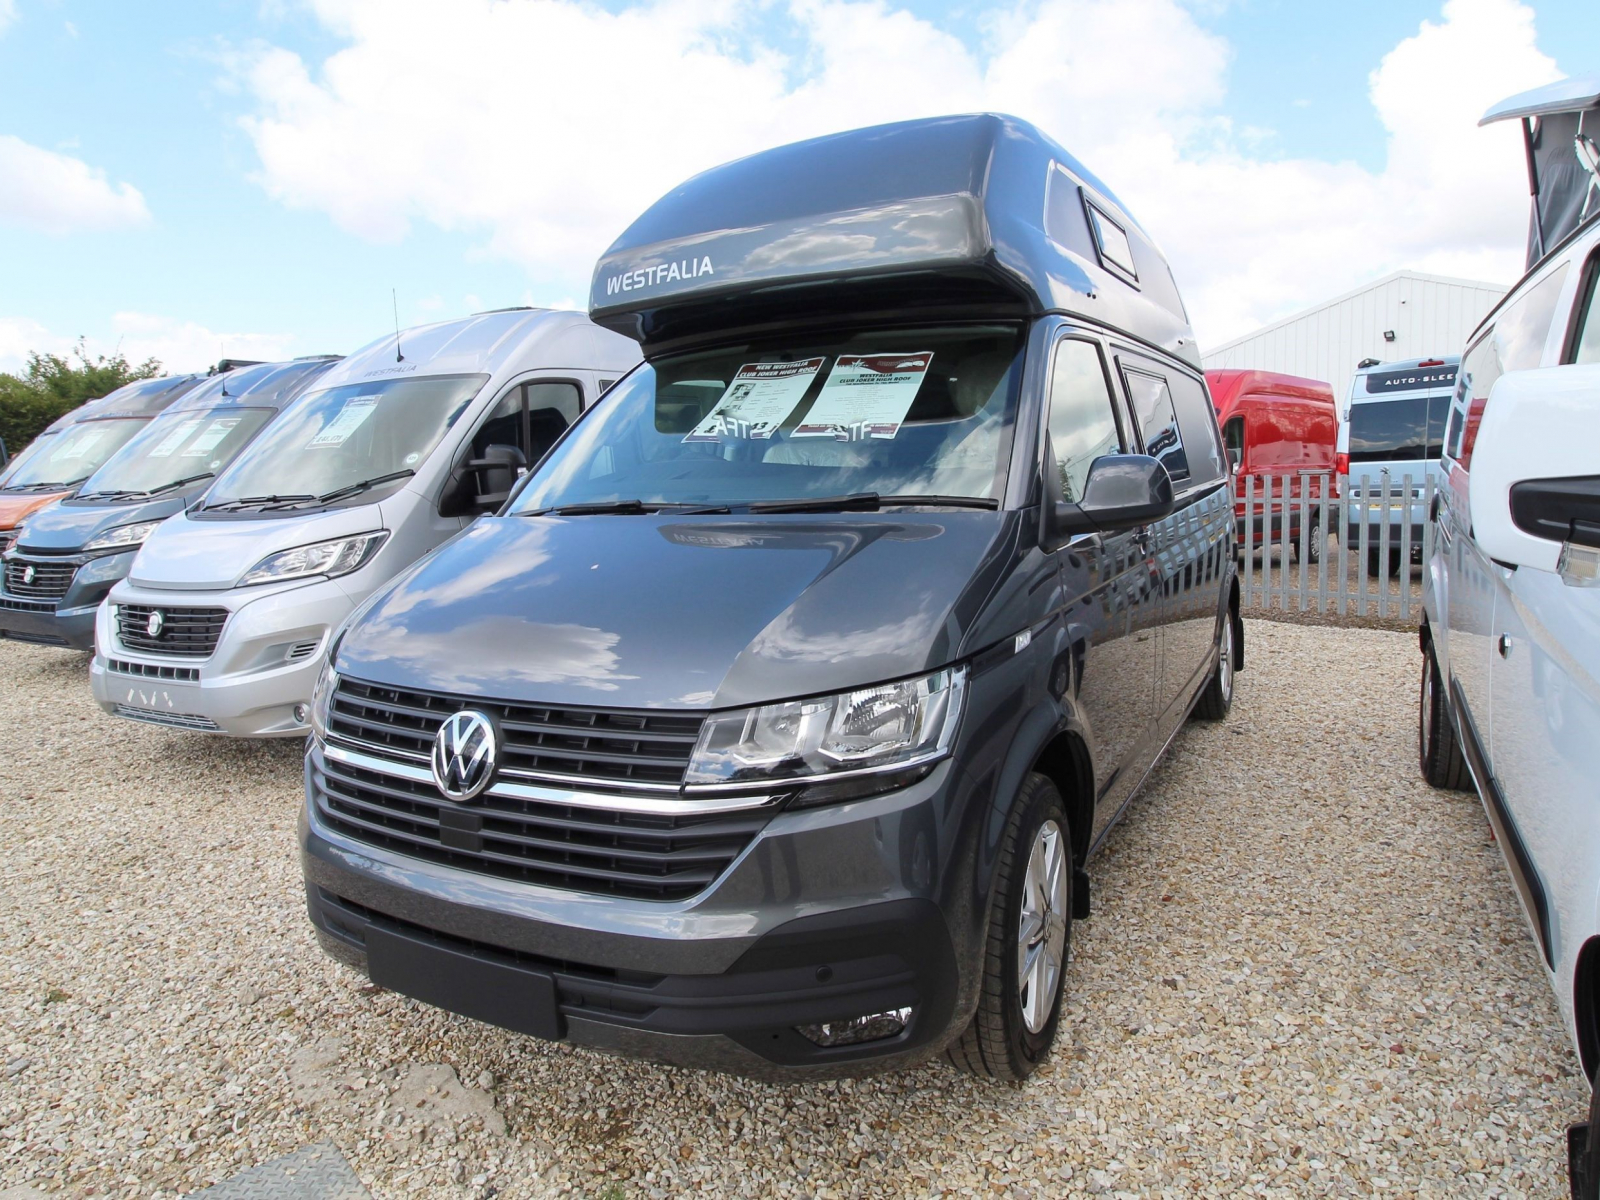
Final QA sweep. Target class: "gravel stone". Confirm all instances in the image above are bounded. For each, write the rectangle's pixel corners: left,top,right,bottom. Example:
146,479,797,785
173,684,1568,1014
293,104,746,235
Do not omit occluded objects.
0,624,1580,1197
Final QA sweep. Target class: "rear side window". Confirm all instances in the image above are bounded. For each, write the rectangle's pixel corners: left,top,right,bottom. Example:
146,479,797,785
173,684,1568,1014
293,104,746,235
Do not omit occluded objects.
1165,371,1227,485
1046,339,1123,503
1121,367,1189,485
1498,262,1570,371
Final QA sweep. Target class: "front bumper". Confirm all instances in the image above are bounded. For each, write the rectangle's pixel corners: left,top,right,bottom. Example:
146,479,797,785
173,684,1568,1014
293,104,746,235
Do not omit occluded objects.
300,742,967,1080
0,549,137,650
90,576,356,737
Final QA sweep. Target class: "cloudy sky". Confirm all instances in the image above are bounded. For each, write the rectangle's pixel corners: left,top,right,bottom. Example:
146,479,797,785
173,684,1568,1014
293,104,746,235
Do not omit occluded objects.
0,0,1585,374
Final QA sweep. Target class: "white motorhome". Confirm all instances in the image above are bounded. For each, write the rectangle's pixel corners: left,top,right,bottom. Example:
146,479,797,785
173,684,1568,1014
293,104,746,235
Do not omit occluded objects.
91,308,640,736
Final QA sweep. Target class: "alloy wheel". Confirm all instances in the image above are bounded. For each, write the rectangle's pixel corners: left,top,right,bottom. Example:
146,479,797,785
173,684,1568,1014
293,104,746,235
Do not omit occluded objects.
1016,819,1069,1034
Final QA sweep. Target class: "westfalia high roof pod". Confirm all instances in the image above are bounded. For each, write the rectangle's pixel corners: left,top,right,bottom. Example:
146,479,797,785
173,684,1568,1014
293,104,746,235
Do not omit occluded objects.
589,113,1199,365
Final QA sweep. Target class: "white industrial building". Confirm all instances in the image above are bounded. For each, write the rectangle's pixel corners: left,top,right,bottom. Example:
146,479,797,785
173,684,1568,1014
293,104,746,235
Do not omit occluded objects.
1201,270,1509,406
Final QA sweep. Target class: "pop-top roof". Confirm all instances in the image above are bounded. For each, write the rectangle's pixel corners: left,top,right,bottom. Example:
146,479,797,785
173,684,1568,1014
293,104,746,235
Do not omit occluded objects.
589,113,1198,365
1482,74,1600,269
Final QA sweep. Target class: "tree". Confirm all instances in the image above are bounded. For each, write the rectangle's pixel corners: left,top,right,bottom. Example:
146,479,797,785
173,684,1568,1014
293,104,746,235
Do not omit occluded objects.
0,341,163,462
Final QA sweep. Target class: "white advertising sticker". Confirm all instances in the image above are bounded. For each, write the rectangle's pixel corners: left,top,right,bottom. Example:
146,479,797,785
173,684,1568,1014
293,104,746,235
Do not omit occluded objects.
182,418,241,458
683,358,825,443
308,397,378,449
147,420,202,459
792,352,934,441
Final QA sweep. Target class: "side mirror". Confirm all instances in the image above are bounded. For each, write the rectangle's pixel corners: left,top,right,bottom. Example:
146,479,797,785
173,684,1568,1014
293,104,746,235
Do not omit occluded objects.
1226,446,1242,474
1045,454,1176,545
1468,365,1600,583
465,443,528,511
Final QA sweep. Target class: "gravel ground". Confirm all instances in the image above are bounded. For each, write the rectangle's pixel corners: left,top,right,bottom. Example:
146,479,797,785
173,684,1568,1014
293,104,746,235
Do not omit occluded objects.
0,621,1582,1198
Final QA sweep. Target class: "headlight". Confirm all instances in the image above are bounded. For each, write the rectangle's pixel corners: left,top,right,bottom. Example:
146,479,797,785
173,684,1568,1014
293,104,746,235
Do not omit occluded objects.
237,531,388,587
685,666,966,792
309,659,340,740
83,520,163,554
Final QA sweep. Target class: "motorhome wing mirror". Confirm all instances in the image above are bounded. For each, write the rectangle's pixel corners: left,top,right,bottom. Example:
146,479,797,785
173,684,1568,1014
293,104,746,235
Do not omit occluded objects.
1047,454,1176,541
1227,446,1242,473
1468,365,1600,585
467,442,529,511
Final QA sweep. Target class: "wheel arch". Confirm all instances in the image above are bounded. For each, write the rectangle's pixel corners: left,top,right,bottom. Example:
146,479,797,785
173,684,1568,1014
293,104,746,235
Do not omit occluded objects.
1028,729,1095,868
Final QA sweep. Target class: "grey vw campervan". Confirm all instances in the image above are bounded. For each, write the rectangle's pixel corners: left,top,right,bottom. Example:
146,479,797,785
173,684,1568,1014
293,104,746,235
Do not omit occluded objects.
300,115,1241,1081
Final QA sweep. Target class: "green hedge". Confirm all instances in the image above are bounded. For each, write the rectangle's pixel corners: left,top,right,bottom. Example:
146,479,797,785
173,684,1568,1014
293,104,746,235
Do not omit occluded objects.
0,344,162,461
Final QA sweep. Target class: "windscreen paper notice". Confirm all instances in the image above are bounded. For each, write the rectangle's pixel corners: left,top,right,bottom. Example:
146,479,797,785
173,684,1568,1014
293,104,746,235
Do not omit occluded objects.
792,352,934,441
308,397,378,449
182,418,241,458
147,420,202,459
683,358,825,443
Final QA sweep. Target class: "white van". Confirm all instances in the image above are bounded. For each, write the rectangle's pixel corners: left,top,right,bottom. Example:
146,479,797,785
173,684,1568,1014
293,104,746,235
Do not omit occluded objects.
91,308,640,736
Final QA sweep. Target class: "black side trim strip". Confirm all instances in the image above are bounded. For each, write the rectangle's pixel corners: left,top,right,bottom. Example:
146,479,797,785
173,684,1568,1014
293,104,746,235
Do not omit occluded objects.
1450,678,1553,968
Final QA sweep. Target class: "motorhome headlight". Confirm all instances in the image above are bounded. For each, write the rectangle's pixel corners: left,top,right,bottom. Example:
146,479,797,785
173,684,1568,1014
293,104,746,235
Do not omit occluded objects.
309,659,340,740
684,666,966,790
238,532,389,587
83,520,163,554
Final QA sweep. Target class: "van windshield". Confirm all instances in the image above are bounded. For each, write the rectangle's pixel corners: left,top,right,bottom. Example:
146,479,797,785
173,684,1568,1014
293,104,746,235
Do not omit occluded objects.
1348,394,1447,464
76,407,278,500
203,374,488,510
513,325,1024,512
3,419,152,491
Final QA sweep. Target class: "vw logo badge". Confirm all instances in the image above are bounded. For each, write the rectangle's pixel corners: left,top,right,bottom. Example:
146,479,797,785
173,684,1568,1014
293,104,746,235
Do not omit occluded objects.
431,709,497,802
21,564,34,586
146,610,165,639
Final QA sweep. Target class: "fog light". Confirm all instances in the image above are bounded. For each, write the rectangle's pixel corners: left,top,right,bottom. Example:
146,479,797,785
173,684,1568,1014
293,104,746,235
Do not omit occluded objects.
795,1006,913,1048
293,704,309,724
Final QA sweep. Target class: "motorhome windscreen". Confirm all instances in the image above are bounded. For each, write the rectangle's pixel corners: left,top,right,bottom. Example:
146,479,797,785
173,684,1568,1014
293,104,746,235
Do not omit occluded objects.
203,375,488,510
2,419,152,490
77,407,277,500
1348,394,1448,463
514,325,1025,511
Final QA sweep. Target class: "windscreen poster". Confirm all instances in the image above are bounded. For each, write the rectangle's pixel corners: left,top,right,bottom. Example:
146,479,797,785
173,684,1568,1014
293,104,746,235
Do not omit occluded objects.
683,358,825,442
793,352,934,441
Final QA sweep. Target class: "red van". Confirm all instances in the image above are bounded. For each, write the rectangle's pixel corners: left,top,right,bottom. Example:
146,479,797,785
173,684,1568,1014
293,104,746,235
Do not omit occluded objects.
1205,369,1338,562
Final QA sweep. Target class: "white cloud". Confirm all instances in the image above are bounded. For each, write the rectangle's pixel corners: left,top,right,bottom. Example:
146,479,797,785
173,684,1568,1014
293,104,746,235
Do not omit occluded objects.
0,1,15,38
0,135,151,234
233,0,1558,347
0,314,296,376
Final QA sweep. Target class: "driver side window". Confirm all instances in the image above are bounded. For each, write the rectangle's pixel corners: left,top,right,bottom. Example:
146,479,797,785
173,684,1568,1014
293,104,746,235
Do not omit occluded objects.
1046,338,1124,503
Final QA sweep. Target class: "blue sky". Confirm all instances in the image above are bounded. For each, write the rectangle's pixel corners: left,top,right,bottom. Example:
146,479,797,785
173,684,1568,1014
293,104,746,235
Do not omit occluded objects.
0,0,1586,373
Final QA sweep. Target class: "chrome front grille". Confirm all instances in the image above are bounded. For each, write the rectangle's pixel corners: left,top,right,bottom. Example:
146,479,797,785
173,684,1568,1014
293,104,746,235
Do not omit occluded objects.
328,677,704,788
3,556,76,601
310,745,769,901
315,676,768,901
114,605,228,658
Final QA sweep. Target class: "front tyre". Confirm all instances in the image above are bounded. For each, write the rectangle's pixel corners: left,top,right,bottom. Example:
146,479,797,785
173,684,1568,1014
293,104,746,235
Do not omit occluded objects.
946,774,1072,1082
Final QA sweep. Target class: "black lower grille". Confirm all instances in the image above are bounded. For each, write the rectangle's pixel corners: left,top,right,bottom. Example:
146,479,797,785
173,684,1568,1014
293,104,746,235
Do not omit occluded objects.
311,752,767,901
107,658,200,683
328,677,704,788
4,556,76,601
115,604,228,657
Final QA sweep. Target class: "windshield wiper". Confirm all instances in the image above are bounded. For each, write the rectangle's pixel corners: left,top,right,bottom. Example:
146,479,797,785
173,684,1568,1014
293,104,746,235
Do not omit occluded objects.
85,473,214,502
745,492,1001,514
526,499,732,516
203,493,316,512
301,469,416,507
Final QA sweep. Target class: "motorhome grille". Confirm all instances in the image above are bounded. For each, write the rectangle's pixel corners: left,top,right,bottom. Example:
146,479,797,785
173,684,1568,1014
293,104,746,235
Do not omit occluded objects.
3,557,76,601
115,605,228,657
328,677,706,788
107,658,201,683
311,751,768,902
0,596,53,614
113,704,221,732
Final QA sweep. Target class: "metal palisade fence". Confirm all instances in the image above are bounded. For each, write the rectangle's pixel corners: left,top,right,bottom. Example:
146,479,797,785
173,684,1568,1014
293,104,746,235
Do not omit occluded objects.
1235,471,1437,622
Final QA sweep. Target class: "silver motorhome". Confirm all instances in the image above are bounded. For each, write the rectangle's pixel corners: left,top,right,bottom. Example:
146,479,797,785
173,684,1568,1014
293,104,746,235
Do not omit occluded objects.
91,309,640,736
